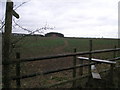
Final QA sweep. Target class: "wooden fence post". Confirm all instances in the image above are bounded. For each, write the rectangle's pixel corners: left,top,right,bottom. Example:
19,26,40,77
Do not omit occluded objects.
16,52,21,88
113,45,116,58
3,1,13,88
72,48,77,87
110,46,116,86
118,39,120,55
3,0,19,88
79,58,83,76
89,40,92,75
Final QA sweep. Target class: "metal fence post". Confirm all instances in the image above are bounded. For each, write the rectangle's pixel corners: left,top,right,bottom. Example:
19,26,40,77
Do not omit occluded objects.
72,48,77,87
16,52,21,88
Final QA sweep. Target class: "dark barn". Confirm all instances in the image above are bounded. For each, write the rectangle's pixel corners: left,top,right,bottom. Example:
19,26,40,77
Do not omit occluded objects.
45,32,64,37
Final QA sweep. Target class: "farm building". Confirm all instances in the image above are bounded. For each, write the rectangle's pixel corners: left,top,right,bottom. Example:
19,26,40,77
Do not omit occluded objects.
45,32,64,37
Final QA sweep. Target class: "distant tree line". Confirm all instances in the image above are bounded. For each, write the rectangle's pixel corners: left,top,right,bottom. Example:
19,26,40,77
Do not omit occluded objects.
12,32,64,37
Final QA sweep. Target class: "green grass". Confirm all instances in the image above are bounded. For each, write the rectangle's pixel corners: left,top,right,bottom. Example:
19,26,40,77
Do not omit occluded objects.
10,36,119,88
64,38,89,52
11,36,118,58
23,37,64,48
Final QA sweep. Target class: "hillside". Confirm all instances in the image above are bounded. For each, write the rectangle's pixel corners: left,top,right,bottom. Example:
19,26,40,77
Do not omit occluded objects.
11,36,118,58
10,36,119,88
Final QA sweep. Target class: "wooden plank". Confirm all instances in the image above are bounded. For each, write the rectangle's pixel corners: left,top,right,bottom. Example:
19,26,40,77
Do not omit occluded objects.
77,57,116,64
72,48,77,87
91,65,101,79
88,40,92,76
9,0,19,19
79,59,83,75
91,72,101,79
12,10,19,19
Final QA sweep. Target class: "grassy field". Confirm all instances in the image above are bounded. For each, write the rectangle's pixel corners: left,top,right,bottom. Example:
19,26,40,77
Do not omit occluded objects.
11,36,118,58
10,36,119,88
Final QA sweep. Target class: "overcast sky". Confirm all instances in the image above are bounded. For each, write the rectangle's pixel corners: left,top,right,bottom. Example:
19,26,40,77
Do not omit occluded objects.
1,0,120,38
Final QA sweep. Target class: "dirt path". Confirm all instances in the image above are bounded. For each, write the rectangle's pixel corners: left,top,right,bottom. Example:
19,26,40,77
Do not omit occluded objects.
53,39,68,53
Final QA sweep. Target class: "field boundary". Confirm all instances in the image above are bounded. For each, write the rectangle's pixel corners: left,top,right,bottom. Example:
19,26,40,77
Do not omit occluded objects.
2,40,120,88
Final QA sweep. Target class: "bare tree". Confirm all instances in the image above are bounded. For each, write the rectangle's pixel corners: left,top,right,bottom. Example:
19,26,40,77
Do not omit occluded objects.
12,19,55,45
2,0,55,54
0,0,30,33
